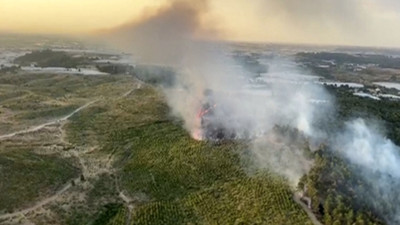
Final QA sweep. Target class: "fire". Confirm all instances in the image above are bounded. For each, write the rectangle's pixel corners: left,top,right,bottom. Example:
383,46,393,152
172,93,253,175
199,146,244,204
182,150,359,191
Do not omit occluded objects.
192,108,204,140
192,104,216,140
192,128,203,140
197,104,217,118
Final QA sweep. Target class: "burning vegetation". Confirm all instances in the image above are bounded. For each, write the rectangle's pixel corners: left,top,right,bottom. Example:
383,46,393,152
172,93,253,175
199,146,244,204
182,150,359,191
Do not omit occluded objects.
195,89,238,141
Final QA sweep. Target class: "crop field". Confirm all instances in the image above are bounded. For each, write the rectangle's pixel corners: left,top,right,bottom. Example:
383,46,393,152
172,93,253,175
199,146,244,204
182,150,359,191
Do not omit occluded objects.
100,175,312,225
128,176,312,225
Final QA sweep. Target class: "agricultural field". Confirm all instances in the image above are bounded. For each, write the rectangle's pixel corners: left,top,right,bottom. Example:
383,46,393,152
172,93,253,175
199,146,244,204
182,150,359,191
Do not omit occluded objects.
63,78,313,224
3,2,400,223
4,42,400,225
0,67,313,224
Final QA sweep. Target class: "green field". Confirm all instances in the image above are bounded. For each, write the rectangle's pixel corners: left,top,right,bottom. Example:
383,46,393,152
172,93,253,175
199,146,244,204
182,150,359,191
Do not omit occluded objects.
0,70,313,224
0,150,79,214
0,72,136,224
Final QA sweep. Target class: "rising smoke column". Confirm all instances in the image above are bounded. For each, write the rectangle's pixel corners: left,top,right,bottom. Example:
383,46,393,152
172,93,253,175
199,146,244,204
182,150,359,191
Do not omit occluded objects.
103,0,400,223
102,0,331,188
101,0,215,65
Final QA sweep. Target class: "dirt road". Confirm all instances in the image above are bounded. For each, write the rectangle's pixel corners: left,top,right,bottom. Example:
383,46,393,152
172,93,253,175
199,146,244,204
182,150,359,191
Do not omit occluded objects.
0,100,98,140
0,179,75,221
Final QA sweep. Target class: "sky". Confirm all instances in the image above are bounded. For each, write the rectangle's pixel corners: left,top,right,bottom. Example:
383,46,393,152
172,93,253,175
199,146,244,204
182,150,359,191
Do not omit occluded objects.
1,0,400,47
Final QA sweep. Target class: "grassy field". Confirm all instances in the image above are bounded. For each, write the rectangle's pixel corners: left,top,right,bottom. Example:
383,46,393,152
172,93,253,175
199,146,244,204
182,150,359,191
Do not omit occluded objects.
0,150,79,214
65,86,167,147
0,72,134,134
0,72,137,224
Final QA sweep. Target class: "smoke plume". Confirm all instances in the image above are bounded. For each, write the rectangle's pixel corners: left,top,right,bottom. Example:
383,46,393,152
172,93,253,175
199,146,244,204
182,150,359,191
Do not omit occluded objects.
102,0,215,65
104,0,400,223
103,0,331,185
335,119,400,224
102,0,325,184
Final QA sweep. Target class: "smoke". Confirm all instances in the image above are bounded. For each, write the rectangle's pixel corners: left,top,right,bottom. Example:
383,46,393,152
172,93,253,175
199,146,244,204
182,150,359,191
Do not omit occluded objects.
250,130,313,187
165,54,333,184
338,119,398,177
103,0,331,186
336,119,400,224
102,0,216,65
103,0,400,223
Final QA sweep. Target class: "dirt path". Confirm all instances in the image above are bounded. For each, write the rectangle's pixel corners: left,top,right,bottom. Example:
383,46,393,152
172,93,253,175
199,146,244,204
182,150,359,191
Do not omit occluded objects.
0,85,139,223
0,100,100,222
0,179,75,221
121,83,142,99
0,100,99,140
293,193,323,225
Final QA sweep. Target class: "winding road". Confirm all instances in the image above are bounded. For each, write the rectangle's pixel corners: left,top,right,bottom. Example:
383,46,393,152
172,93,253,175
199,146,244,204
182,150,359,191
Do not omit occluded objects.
0,100,99,141
0,100,99,222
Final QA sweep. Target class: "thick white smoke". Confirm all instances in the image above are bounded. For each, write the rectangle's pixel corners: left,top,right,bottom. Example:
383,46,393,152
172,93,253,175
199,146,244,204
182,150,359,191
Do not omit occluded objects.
336,119,400,224
338,119,400,177
164,49,332,184
167,47,400,222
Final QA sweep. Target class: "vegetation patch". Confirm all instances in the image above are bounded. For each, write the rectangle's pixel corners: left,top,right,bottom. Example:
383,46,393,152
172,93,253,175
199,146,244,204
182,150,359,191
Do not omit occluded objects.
14,50,88,68
117,121,245,201
15,104,79,120
0,150,79,213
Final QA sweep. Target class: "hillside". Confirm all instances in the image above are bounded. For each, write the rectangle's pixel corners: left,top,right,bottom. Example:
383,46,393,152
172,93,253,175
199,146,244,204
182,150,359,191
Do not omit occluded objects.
0,71,312,225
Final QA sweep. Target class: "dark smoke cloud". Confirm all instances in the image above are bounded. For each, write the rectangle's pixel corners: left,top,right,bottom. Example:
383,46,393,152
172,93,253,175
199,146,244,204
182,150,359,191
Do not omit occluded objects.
103,0,217,65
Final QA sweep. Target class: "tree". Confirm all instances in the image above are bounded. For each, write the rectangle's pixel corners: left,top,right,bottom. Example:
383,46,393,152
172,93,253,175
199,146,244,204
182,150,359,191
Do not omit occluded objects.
345,210,354,225
324,213,333,225
355,213,365,225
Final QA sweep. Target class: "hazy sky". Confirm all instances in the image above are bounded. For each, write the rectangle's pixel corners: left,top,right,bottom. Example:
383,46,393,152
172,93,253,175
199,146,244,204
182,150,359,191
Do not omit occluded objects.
1,0,400,47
